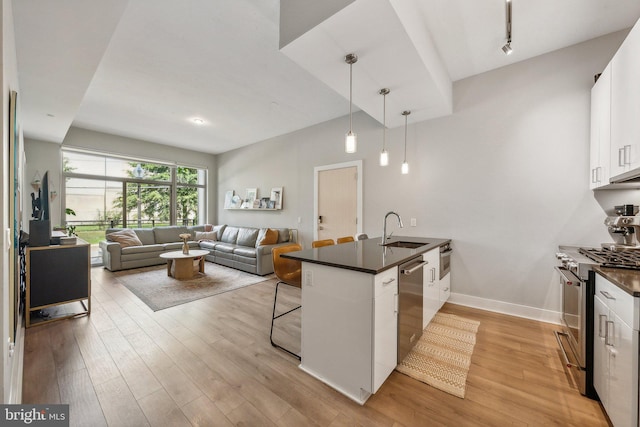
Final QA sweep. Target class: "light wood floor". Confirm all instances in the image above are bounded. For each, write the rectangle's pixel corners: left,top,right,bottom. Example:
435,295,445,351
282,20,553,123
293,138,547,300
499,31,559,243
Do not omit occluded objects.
22,266,610,426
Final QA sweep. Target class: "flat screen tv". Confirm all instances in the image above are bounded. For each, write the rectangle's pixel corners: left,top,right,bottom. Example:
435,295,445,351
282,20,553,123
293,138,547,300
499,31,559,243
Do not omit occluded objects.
40,171,49,221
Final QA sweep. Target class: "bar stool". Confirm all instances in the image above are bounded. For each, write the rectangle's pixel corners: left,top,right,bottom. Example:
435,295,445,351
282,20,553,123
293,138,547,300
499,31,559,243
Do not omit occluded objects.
312,239,335,248
337,236,355,244
270,243,303,360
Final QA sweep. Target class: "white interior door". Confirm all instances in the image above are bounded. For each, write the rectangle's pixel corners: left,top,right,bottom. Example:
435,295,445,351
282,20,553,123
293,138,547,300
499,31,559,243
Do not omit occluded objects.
316,165,358,241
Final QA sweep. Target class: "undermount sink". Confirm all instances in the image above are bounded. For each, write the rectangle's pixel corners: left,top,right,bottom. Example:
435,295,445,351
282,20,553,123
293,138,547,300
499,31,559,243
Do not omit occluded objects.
383,241,425,249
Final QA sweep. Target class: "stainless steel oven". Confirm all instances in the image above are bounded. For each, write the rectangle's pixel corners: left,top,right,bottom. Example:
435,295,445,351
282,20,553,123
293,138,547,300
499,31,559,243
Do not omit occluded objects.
554,247,596,398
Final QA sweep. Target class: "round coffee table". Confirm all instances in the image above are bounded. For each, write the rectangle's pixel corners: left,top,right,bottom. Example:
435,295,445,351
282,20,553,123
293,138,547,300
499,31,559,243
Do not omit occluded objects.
159,250,210,280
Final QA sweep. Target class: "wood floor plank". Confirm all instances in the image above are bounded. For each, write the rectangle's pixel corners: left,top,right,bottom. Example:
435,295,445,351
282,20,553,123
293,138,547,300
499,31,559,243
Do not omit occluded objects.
57,369,107,427
181,395,234,427
136,389,192,427
21,266,610,426
94,376,150,427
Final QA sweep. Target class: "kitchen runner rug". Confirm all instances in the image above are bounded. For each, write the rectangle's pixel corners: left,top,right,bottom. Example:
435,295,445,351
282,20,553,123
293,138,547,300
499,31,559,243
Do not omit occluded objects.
114,264,274,311
396,312,480,398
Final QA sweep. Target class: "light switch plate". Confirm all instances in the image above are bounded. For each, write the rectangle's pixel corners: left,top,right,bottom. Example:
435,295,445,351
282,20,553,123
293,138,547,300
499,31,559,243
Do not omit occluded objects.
410,218,417,227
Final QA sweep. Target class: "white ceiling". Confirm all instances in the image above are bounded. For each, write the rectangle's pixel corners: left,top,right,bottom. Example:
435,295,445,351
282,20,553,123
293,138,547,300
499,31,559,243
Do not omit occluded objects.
12,0,640,155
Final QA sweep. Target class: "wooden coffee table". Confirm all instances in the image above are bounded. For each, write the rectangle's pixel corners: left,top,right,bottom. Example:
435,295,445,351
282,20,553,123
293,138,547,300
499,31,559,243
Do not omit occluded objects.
159,250,210,280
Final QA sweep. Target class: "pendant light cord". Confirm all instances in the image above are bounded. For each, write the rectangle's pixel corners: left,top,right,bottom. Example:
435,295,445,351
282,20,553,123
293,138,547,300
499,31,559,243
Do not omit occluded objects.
349,62,353,133
382,92,387,150
403,113,408,162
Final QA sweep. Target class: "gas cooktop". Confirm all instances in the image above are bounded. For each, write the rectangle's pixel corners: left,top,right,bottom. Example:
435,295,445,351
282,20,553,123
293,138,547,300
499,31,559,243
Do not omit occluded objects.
579,247,640,269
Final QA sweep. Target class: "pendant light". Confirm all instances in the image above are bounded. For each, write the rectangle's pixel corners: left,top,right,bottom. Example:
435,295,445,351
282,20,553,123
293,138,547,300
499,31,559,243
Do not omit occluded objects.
401,111,410,174
379,88,390,166
345,53,358,153
501,0,513,55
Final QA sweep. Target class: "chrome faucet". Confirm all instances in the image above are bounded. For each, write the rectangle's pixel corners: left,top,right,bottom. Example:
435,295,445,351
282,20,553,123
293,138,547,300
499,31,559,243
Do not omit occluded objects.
382,211,404,245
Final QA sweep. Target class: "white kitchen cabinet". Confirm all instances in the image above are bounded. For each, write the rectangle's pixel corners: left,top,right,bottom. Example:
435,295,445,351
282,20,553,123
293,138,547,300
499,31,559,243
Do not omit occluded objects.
423,248,440,328
590,65,611,189
610,22,640,177
593,274,639,427
300,263,398,404
373,267,398,393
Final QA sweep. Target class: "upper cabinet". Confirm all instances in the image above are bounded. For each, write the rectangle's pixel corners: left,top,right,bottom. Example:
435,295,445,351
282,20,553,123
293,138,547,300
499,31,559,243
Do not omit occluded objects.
591,21,640,189
611,22,640,177
590,65,611,189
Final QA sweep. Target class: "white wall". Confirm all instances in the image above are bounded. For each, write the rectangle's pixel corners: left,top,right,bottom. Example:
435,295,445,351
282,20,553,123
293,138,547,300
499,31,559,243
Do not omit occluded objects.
24,126,218,225
1,0,22,403
219,30,635,318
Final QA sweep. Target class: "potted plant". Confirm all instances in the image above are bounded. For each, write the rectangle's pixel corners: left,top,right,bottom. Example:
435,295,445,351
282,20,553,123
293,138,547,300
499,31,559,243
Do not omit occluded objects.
65,208,77,236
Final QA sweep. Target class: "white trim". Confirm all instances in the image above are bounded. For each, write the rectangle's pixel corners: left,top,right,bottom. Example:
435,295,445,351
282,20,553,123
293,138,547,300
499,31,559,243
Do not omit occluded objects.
8,316,24,404
313,160,363,241
448,292,562,325
61,145,209,170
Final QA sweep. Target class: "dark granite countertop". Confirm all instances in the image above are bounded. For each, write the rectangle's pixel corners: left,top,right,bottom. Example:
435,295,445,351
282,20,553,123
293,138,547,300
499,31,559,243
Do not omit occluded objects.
594,267,640,297
281,236,450,274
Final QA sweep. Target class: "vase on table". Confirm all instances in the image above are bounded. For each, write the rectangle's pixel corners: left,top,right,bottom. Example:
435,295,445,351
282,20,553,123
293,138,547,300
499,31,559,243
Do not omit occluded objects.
179,233,191,255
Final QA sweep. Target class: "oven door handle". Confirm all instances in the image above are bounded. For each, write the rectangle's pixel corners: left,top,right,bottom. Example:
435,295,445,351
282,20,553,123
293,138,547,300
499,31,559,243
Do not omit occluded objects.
554,330,576,369
554,266,581,286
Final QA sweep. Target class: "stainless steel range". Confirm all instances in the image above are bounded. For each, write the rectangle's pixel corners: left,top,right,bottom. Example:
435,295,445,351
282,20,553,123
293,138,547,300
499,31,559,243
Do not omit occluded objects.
555,243,640,399
554,246,597,398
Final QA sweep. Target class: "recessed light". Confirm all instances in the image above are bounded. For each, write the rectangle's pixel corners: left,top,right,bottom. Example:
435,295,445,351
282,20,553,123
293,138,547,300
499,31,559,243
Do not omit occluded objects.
191,118,205,125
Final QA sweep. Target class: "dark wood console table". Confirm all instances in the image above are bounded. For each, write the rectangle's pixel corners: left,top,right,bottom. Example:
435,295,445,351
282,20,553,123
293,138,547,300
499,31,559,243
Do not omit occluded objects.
26,238,91,327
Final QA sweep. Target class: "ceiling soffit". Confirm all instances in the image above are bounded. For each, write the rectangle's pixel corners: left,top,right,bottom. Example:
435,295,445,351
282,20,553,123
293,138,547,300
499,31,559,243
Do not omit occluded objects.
280,0,452,129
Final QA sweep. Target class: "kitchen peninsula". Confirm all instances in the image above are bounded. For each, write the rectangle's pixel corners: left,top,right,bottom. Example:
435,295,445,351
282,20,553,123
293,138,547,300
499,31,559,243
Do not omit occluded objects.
283,236,450,404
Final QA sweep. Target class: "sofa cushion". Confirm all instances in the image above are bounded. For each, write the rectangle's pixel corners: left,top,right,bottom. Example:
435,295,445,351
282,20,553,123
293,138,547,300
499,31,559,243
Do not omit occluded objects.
214,243,236,253
106,229,143,248
273,228,291,243
220,226,239,244
127,229,153,245
258,228,279,246
154,226,190,244
234,247,257,258
212,224,227,240
121,244,164,254
195,231,218,242
163,242,184,251
204,224,213,232
198,241,217,250
237,228,259,247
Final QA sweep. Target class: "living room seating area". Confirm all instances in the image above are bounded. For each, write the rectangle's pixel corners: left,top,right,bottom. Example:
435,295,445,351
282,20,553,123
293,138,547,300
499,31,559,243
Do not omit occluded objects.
100,224,294,275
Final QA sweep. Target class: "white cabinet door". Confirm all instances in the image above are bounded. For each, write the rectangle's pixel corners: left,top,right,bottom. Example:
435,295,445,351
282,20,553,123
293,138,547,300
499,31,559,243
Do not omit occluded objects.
611,23,640,175
590,65,611,189
373,274,397,393
593,294,609,410
422,249,439,328
594,273,639,427
608,312,637,427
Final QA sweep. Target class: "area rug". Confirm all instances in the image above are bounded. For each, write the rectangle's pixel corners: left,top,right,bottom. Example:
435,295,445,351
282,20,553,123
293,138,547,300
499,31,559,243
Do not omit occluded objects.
114,264,274,311
396,312,480,398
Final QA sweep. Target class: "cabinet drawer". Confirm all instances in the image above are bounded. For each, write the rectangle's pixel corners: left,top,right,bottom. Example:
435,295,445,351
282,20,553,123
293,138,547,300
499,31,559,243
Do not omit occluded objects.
440,273,451,303
596,274,634,327
375,267,398,297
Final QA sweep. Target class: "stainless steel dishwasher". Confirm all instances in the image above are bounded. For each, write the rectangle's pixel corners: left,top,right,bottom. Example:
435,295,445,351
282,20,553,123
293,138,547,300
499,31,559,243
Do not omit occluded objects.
398,255,428,362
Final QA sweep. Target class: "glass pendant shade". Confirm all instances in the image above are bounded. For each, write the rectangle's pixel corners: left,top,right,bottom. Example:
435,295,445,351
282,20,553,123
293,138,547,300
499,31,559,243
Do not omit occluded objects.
379,150,389,166
344,53,358,153
345,131,357,154
401,110,411,175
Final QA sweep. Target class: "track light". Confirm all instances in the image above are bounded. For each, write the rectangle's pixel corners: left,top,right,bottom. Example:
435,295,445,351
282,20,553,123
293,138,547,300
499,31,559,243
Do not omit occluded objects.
401,111,410,175
379,88,390,166
502,0,512,55
345,53,358,153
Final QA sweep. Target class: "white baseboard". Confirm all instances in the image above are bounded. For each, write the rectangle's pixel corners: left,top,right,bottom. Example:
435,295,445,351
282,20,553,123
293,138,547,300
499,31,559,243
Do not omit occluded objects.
8,316,24,404
448,292,562,325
